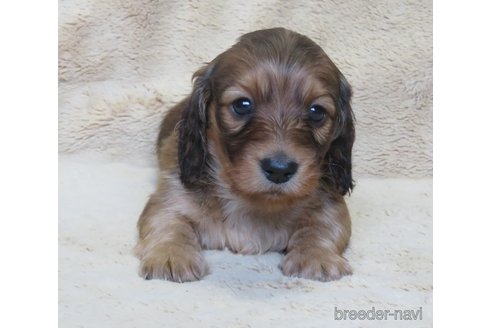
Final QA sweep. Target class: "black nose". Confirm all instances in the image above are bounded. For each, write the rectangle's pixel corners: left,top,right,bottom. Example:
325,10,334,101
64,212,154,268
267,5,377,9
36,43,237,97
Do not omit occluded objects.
260,155,298,184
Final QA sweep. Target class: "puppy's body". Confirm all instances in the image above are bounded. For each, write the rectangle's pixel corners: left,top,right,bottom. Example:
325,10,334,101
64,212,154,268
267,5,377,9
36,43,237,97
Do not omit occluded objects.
136,28,355,282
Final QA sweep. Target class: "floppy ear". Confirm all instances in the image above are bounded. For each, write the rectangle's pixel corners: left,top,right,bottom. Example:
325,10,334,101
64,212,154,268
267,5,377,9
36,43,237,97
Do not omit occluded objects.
324,74,355,195
178,65,214,188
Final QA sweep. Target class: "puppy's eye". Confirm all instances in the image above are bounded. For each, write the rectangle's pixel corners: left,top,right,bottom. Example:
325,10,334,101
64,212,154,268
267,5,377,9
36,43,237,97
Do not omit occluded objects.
232,98,253,116
307,105,326,123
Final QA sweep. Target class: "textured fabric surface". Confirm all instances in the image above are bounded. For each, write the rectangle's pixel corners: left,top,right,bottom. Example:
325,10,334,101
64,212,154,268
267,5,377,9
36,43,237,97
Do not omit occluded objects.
59,154,432,327
58,0,432,178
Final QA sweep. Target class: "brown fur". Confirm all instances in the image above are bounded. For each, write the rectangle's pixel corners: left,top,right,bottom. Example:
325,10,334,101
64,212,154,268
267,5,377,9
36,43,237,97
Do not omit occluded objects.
135,28,355,282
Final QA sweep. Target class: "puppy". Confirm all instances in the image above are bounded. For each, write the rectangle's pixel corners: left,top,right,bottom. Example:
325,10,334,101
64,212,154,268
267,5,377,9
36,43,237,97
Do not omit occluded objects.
135,28,355,282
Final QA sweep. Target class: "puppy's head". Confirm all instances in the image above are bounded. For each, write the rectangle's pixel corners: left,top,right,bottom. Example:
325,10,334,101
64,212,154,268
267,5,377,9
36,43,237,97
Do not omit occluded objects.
178,28,355,207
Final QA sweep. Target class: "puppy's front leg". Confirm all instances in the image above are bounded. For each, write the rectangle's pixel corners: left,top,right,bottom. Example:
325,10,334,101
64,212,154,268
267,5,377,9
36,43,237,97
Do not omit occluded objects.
135,195,209,282
281,199,352,282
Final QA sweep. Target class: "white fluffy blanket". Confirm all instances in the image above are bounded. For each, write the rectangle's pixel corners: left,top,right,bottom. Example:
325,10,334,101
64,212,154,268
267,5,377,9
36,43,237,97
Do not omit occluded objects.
59,154,432,327
59,0,432,177
59,0,433,326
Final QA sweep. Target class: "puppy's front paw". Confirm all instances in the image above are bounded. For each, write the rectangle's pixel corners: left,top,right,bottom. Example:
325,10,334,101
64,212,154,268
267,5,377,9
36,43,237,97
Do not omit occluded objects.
280,248,352,282
138,244,209,282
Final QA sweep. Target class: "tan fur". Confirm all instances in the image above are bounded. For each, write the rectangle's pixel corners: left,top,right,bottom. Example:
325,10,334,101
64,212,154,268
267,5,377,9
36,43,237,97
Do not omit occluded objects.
135,28,354,282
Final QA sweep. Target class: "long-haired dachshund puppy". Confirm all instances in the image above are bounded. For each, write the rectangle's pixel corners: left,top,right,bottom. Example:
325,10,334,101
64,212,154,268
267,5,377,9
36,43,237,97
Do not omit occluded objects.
135,28,355,282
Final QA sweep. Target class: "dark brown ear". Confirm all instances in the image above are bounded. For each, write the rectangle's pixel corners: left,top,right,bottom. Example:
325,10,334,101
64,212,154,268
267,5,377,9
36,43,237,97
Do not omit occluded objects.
324,74,355,195
178,64,214,188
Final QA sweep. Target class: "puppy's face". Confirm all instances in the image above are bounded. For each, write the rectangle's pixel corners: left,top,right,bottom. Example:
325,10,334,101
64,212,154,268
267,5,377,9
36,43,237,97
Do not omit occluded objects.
178,28,355,207
211,62,338,205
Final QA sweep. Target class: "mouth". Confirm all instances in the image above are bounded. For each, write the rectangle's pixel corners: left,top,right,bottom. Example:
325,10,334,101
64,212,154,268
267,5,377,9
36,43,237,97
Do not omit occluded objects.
264,189,288,197
228,181,312,211
258,187,301,202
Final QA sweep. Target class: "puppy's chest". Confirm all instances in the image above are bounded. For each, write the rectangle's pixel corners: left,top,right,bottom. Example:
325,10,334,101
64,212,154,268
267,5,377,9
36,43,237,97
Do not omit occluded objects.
193,197,296,255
